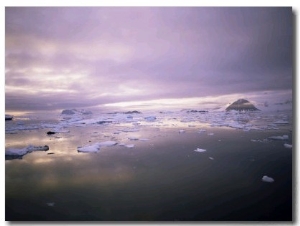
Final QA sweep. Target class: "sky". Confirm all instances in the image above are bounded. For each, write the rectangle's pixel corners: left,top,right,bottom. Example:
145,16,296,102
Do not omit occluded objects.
5,7,293,112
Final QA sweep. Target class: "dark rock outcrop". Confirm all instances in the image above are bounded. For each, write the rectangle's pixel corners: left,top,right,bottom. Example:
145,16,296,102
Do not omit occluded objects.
226,99,259,111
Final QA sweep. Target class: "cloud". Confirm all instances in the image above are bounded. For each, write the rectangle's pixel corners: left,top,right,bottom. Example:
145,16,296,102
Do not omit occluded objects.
5,7,293,112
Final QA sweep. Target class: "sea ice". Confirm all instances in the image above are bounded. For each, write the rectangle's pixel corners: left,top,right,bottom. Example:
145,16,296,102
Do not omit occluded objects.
5,145,49,156
207,133,214,136
194,148,207,153
262,175,274,183
77,141,117,153
125,144,135,148
128,137,139,141
209,157,214,160
284,143,292,149
268,135,289,140
179,129,185,133
144,116,156,121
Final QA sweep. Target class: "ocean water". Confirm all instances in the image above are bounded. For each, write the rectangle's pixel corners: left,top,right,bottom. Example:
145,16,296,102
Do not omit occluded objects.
5,109,293,221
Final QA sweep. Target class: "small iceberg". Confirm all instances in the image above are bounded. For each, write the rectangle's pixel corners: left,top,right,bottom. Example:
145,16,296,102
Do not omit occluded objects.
262,175,274,183
194,148,207,153
179,129,185,133
209,157,214,160
284,143,292,149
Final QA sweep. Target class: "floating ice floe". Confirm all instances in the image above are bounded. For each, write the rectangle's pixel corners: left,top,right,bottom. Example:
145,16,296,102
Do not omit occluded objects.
284,143,292,149
128,137,139,141
5,145,49,156
46,202,55,207
144,116,156,122
268,135,289,140
209,157,214,160
77,141,117,153
194,148,207,153
125,144,135,148
179,129,185,133
139,138,149,141
262,175,274,183
207,133,214,136
198,129,206,133
121,128,140,132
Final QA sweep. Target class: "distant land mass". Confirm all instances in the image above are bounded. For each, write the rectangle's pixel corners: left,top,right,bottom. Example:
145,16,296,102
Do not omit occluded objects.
226,99,259,111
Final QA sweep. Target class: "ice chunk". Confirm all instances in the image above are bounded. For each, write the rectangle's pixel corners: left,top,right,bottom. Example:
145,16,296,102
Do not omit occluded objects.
207,133,214,136
5,145,49,156
144,116,156,121
179,129,185,133
273,120,289,124
125,144,135,148
139,138,149,141
46,202,55,207
198,129,206,133
194,148,207,153
77,141,117,153
128,137,139,141
77,143,101,153
284,143,292,149
209,157,214,160
262,175,274,183
268,135,289,140
98,141,117,147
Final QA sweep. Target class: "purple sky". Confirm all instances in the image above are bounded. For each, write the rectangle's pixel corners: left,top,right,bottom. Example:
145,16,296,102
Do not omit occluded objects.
5,7,293,112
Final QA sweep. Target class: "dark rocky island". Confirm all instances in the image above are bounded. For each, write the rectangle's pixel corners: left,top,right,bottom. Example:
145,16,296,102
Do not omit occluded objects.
226,99,259,111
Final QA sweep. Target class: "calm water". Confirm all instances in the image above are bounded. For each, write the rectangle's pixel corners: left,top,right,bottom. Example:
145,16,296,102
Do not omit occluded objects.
5,110,293,221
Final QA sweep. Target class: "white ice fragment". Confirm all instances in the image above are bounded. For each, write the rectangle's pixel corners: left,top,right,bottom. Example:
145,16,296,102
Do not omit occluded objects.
46,202,55,207
209,157,214,160
125,144,135,148
273,120,289,124
78,140,117,153
194,148,207,153
179,129,185,133
144,116,156,121
198,129,206,133
5,145,49,156
262,175,274,183
207,133,214,136
284,143,292,149
128,137,139,141
98,141,117,146
77,143,100,153
268,135,289,140
139,138,149,141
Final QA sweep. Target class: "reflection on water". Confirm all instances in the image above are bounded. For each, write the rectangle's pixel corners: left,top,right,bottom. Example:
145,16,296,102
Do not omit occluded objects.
5,110,293,221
